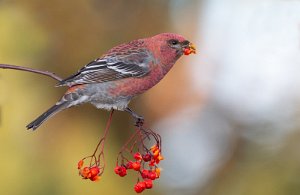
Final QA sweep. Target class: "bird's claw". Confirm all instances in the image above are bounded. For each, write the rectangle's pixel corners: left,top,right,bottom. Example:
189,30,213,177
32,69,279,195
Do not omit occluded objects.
125,107,144,127
135,116,144,127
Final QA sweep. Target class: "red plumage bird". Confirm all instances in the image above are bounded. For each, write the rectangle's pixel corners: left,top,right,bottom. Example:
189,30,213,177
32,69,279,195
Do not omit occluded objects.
27,33,196,130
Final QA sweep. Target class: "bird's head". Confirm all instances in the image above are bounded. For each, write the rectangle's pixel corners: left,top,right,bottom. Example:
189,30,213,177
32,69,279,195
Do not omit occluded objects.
150,33,196,60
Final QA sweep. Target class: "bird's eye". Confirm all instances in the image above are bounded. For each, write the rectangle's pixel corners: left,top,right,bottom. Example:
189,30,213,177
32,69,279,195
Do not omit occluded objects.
169,39,179,45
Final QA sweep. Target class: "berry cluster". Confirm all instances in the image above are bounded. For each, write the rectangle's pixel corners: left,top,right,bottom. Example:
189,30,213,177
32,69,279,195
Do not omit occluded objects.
77,159,101,181
77,110,113,183
134,179,153,193
76,111,164,193
115,143,163,193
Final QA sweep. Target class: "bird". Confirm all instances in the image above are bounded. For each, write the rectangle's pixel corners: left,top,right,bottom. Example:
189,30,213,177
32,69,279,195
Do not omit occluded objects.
26,33,196,130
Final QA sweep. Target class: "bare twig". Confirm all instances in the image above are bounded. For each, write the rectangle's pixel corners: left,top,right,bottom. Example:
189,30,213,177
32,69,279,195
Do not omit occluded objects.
0,64,62,81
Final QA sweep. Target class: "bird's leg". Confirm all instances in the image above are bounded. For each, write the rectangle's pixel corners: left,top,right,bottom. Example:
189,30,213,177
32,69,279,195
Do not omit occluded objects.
125,107,144,127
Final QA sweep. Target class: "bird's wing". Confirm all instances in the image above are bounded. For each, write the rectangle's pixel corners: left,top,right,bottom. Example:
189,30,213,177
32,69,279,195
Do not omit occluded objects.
57,48,152,86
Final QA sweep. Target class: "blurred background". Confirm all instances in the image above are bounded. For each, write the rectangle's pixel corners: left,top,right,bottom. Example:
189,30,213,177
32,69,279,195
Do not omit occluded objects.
1,0,300,194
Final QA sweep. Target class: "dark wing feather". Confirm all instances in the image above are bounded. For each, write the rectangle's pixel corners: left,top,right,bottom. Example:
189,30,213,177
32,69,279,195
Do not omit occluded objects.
57,48,152,87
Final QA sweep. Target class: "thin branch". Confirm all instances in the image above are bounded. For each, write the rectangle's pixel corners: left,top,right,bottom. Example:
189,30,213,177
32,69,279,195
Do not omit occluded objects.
0,63,63,81
93,109,114,156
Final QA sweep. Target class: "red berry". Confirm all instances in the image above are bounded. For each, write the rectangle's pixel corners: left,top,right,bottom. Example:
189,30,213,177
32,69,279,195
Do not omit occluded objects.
114,166,121,174
89,166,100,177
134,181,146,193
148,171,156,180
126,161,133,169
139,181,146,189
142,154,152,162
90,175,100,181
80,167,91,179
134,186,141,193
119,167,127,177
114,166,127,177
132,162,141,171
149,159,156,167
134,152,142,161
184,48,191,55
134,183,144,193
144,179,153,189
77,160,84,169
141,169,149,179
153,150,159,159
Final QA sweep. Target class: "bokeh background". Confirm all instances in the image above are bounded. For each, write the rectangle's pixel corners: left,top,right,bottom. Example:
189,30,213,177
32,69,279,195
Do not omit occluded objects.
1,0,300,194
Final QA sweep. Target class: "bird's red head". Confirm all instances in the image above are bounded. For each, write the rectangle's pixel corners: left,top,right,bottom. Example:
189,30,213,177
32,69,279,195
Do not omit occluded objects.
149,33,196,59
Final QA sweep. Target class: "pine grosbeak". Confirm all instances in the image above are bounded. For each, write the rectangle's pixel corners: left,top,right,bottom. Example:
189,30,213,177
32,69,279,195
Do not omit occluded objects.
27,33,196,130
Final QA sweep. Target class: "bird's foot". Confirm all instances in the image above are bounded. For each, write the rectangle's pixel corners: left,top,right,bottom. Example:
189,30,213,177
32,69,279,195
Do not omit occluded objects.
135,116,144,127
125,107,144,127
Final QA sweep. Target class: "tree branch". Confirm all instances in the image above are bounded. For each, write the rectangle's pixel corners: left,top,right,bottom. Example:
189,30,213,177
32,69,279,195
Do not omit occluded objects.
0,64,63,81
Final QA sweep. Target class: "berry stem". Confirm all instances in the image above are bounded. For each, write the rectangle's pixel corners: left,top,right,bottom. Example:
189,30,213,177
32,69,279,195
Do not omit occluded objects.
88,109,114,168
78,109,115,177
93,109,114,156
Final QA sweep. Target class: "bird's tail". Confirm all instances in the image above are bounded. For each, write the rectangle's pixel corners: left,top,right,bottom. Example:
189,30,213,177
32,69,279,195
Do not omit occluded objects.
26,102,68,131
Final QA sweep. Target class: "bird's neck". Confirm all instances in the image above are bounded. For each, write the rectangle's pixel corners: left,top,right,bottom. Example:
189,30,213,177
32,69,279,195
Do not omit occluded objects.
146,39,181,75
160,52,180,75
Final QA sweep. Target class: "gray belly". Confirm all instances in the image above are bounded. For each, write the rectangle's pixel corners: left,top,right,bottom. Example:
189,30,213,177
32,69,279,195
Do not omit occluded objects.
90,95,131,111
85,83,132,111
